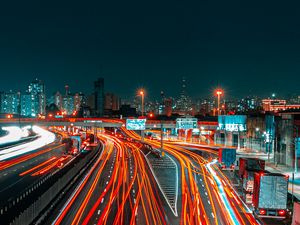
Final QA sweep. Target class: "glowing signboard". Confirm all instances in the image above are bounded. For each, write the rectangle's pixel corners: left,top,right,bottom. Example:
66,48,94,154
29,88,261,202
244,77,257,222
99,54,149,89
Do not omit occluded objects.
176,118,198,129
218,115,247,132
126,119,146,130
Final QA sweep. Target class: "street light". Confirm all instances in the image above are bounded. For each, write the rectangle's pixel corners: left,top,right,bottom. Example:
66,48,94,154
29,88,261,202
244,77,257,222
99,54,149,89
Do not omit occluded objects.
215,89,223,116
292,125,299,206
139,90,145,117
294,126,299,174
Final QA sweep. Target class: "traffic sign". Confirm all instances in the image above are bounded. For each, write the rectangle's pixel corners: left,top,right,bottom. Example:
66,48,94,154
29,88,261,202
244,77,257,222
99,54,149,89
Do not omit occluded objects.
176,118,198,129
126,119,147,130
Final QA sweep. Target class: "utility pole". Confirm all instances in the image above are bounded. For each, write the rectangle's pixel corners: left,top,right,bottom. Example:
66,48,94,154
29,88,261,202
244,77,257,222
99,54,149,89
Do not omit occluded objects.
294,126,299,174
161,120,164,151
237,125,240,150
274,135,277,164
292,172,295,206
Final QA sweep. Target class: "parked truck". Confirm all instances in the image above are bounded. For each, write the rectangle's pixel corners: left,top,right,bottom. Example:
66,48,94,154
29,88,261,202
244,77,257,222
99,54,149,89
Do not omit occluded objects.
252,172,289,218
239,157,265,179
242,169,262,204
218,148,236,170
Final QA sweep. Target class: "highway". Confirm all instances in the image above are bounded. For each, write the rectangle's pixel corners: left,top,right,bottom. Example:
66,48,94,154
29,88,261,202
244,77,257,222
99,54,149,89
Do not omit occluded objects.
122,128,260,225
49,133,170,225
0,126,66,210
0,124,275,225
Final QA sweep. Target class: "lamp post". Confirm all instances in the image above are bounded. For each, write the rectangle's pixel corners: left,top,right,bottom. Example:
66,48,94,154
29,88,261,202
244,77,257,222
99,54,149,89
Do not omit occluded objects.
255,127,262,152
291,125,299,206
139,90,144,117
215,89,223,116
294,126,299,174
138,89,145,142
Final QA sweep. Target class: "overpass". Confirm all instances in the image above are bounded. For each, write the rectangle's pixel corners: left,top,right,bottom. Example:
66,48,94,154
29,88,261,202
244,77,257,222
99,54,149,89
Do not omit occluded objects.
0,118,218,130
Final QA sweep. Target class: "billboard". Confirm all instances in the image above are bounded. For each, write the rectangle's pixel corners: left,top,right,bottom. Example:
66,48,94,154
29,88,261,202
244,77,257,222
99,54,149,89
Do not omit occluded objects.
218,115,246,132
176,118,198,129
126,119,146,130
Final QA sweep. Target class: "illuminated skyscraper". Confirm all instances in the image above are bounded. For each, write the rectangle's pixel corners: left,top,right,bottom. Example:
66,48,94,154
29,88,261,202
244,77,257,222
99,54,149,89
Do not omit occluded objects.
0,91,20,114
22,79,46,117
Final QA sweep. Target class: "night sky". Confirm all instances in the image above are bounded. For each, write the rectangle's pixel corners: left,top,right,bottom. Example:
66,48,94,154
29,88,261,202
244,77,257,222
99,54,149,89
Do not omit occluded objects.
0,1,300,99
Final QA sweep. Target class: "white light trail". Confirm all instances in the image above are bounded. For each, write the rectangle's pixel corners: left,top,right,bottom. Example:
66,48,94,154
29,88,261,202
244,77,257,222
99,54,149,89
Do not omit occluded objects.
0,126,30,145
0,126,56,161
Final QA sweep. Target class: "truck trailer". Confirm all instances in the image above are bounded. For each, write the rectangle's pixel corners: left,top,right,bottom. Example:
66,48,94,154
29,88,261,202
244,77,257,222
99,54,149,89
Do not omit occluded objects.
218,148,236,170
252,172,289,218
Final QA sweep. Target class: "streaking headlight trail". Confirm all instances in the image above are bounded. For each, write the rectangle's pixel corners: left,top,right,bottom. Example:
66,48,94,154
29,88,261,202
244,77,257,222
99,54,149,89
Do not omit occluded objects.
206,159,240,225
0,126,56,161
0,126,29,145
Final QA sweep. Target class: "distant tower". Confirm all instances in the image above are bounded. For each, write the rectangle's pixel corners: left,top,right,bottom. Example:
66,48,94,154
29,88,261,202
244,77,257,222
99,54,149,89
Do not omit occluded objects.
94,77,105,117
159,91,165,115
176,77,192,115
65,85,69,96
181,77,186,96
160,91,165,102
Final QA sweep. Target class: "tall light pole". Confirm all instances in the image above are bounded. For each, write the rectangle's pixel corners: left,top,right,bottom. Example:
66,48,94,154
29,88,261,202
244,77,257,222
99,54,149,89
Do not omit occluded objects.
215,89,223,116
292,125,299,206
139,90,144,117
294,126,299,174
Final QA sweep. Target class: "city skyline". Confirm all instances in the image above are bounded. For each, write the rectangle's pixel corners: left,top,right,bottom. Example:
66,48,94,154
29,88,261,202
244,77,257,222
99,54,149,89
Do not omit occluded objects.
0,1,300,98
0,2,300,224
0,76,298,101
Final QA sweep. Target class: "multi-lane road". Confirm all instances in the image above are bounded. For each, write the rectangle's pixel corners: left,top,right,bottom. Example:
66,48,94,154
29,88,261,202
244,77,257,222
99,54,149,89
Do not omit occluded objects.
49,134,170,225
0,125,280,225
122,128,260,225
41,128,261,225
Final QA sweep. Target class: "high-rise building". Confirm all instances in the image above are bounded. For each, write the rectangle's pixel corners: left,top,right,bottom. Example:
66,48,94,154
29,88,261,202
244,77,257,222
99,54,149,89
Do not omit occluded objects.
0,91,20,114
74,92,86,112
237,96,261,112
21,94,32,116
198,99,215,116
105,93,120,111
54,86,85,116
158,91,173,116
94,78,104,117
62,94,75,115
164,98,173,117
54,91,63,110
26,79,46,116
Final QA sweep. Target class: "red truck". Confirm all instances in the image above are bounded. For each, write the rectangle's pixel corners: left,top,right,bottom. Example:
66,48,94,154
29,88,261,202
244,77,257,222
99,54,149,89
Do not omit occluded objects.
239,157,265,179
242,169,262,204
252,172,289,218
